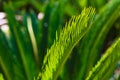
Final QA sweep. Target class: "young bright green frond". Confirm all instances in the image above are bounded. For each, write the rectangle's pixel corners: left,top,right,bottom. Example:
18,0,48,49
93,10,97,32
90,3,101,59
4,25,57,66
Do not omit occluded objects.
0,73,4,80
38,7,95,80
86,38,120,80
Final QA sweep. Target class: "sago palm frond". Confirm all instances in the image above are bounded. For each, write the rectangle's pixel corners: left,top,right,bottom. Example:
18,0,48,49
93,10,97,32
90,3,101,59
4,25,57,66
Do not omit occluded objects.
0,30,14,80
0,73,4,80
38,7,95,80
0,0,119,80
2,3,38,80
86,38,120,80
75,0,120,79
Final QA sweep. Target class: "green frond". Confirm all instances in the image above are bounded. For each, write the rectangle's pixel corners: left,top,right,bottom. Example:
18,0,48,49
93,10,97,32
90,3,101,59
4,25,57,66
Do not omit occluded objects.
48,0,66,47
0,30,13,80
22,11,40,68
40,3,52,58
86,38,120,80
0,73,4,80
38,7,95,80
4,3,38,80
11,1,28,9
1,0,120,80
76,0,120,79
4,4,31,80
86,0,120,75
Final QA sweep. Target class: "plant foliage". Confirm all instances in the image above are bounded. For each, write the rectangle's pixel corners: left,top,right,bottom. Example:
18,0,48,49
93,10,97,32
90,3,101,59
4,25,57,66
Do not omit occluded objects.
38,7,95,80
86,38,120,80
0,0,120,80
0,73,4,80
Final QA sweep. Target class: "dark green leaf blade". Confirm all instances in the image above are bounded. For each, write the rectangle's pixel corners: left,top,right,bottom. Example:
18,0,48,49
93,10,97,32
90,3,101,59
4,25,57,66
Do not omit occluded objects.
0,30,13,80
4,3,37,80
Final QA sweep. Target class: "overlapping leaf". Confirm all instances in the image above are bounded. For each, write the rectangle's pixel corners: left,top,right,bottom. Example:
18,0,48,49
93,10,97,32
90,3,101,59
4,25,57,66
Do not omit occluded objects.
86,38,120,80
75,0,120,79
4,3,38,80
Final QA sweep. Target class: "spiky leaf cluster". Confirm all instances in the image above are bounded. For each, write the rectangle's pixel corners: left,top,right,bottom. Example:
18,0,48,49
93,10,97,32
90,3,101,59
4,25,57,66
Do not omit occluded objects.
38,7,95,80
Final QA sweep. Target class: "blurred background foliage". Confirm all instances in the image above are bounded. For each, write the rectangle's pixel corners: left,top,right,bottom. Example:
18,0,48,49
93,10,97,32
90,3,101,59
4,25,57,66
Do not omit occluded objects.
0,0,120,80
